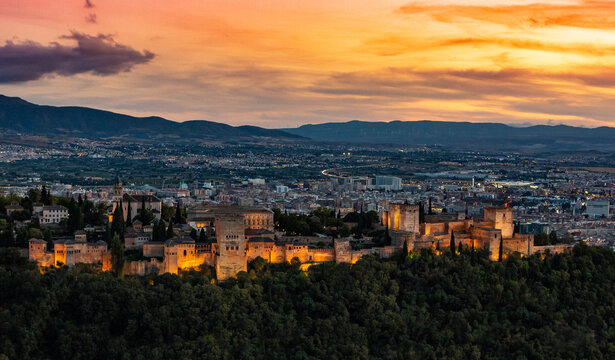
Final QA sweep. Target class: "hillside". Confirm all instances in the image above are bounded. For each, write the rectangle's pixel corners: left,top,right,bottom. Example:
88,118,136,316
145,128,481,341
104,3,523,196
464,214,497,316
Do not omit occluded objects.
282,120,615,150
0,95,302,142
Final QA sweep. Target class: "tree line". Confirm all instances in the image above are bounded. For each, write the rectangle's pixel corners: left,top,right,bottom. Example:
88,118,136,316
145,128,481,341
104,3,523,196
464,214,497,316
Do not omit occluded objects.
1,243,614,359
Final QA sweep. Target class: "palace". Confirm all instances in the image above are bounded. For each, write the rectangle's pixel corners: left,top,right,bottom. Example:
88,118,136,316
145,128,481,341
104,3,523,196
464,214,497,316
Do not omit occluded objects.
28,203,572,280
111,176,162,222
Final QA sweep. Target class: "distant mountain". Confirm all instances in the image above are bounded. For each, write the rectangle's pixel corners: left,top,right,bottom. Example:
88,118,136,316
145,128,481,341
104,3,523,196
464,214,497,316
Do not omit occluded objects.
281,120,615,150
0,95,302,142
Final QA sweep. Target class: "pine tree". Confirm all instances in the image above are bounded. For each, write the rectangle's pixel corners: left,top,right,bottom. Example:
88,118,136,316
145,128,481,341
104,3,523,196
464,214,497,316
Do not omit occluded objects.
498,234,504,262
450,231,456,256
166,222,174,240
110,233,125,277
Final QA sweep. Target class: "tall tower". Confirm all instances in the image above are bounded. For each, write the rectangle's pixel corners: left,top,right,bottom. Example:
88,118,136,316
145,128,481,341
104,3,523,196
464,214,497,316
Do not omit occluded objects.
215,214,247,281
113,175,123,202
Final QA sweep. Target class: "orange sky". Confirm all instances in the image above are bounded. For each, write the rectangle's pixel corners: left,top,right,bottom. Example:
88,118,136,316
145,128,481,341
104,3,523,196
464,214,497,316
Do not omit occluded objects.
1,0,615,128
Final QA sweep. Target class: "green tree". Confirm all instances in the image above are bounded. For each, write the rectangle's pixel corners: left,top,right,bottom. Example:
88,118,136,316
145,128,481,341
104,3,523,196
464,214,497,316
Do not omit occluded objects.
450,231,456,256
111,202,124,237
44,228,53,250
166,222,174,239
110,233,124,277
498,234,503,262
175,202,183,224
126,199,132,226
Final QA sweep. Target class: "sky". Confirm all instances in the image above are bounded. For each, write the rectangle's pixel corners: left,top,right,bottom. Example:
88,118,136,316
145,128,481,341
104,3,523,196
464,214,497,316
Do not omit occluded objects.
1,0,615,128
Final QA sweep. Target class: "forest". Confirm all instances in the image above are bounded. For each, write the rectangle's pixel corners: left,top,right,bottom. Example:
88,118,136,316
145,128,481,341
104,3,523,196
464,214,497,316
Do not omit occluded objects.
1,243,615,359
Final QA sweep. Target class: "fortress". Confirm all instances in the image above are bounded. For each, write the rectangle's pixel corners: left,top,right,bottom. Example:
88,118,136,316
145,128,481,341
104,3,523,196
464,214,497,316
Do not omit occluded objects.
29,203,572,280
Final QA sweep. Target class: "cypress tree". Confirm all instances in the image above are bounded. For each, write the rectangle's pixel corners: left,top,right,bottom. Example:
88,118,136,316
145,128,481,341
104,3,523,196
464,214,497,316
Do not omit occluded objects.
418,202,425,224
166,222,174,240
111,201,124,237
458,241,462,253
126,199,132,226
140,196,146,223
436,241,440,251
158,221,167,241
152,221,159,242
44,228,53,250
103,223,111,244
428,197,433,215
110,233,125,277
450,231,456,256
199,228,207,243
7,220,15,245
190,228,197,240
175,202,182,224
498,234,504,262
471,239,475,265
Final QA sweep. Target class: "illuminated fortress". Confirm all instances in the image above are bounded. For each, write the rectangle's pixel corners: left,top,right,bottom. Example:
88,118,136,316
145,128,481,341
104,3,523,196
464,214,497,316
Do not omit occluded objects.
29,203,571,280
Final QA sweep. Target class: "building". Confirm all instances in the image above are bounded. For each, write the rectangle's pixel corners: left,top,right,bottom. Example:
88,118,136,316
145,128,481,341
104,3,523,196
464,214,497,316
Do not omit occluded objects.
28,204,572,280
373,176,402,191
585,199,610,218
35,205,69,225
111,176,162,222
28,235,111,269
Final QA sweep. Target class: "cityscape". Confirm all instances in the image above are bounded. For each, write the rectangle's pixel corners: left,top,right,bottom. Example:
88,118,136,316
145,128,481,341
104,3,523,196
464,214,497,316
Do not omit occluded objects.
2,0,615,359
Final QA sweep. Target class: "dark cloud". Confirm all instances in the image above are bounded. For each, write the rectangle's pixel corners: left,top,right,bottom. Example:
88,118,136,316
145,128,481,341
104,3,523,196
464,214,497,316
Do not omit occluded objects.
84,0,94,9
0,32,154,84
86,13,97,24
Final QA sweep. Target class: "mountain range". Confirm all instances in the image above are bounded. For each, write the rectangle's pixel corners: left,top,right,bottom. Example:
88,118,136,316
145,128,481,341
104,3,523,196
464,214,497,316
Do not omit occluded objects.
0,95,301,142
282,120,615,150
2,95,614,150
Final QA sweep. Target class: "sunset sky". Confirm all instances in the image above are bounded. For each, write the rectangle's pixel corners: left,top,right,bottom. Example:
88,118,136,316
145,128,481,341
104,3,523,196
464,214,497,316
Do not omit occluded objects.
1,0,615,128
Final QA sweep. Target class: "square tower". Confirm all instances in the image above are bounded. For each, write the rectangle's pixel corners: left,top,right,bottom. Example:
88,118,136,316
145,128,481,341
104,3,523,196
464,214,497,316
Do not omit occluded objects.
215,214,247,280
484,207,514,238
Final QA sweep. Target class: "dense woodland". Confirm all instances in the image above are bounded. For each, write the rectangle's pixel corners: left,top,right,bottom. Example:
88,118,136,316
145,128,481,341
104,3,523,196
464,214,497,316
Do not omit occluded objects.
2,244,615,359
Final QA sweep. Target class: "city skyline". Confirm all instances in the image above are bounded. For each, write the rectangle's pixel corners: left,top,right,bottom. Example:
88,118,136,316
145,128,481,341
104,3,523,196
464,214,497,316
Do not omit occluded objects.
2,0,615,128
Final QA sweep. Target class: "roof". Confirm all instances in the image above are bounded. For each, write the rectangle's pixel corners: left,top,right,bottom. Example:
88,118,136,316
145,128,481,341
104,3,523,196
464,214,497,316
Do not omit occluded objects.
122,193,161,203
245,228,274,236
28,238,46,243
248,237,275,243
42,205,68,211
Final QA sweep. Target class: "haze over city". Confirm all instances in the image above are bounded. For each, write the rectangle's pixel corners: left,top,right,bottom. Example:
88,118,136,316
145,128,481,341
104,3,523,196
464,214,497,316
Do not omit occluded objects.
2,0,615,127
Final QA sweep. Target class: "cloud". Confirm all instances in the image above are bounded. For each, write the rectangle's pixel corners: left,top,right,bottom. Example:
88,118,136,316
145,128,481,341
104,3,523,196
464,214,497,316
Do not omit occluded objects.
86,13,97,24
0,32,154,84
398,1,615,30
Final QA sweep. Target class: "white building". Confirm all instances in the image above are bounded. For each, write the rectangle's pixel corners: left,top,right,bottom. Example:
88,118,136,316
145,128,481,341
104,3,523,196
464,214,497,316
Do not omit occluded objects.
585,199,610,218
39,205,69,225
373,176,402,191
276,185,289,193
